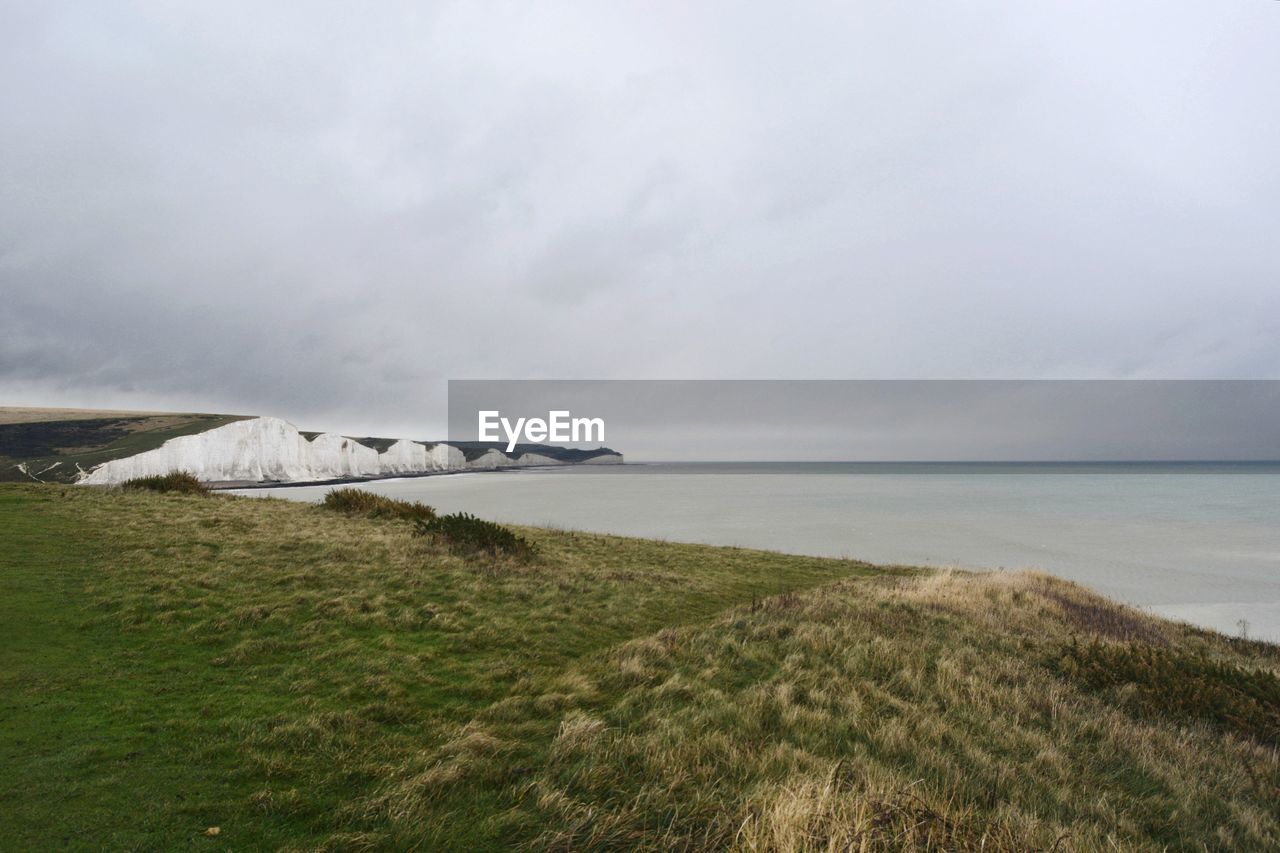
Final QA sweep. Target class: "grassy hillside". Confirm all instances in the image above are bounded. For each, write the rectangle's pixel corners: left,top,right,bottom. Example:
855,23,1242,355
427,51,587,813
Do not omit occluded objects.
2,484,1279,850
0,408,250,483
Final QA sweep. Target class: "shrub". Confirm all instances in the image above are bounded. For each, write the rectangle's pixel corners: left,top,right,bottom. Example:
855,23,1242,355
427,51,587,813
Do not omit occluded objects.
320,488,436,523
1050,639,1280,746
413,513,536,562
120,471,209,495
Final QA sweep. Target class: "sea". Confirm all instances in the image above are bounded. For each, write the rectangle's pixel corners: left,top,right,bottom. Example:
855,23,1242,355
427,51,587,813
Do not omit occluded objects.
232,462,1280,642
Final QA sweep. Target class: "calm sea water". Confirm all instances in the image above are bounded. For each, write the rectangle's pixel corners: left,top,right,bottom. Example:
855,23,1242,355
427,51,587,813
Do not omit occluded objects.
233,462,1280,642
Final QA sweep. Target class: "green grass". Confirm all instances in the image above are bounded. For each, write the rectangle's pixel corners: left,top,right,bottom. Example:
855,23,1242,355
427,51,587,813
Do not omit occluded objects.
2,484,1279,850
0,484,868,849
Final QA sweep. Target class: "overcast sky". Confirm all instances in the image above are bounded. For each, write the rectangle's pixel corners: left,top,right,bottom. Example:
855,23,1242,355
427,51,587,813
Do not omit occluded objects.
2,2,1278,438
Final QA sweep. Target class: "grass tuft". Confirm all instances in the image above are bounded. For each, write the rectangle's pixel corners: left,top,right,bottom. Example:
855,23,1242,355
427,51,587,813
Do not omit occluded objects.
120,471,209,495
320,487,435,522
736,773,1045,852
1050,638,1280,746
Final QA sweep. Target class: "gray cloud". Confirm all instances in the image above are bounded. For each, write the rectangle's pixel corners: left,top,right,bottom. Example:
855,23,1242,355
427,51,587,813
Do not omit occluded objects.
2,2,1278,438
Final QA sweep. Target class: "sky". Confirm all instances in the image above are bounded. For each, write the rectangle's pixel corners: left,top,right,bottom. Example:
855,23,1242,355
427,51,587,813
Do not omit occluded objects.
2,1,1278,439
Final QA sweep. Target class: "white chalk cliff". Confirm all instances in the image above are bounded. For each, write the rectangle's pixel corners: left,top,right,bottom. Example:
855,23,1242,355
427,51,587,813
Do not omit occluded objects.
77,416,620,486
465,448,511,470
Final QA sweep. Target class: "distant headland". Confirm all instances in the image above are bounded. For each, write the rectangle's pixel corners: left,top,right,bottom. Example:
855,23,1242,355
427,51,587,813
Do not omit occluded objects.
0,407,622,487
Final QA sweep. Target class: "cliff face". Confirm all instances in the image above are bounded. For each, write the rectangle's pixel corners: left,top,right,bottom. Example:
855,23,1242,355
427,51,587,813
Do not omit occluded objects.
465,448,511,470
77,417,621,485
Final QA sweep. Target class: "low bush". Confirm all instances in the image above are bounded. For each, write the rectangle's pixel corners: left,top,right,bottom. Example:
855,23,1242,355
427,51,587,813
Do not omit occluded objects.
1050,638,1280,746
120,471,209,495
320,488,436,523
413,512,536,562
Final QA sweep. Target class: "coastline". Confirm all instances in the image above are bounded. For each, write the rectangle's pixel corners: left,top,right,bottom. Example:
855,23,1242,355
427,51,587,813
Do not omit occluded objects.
234,461,1280,643
209,462,604,490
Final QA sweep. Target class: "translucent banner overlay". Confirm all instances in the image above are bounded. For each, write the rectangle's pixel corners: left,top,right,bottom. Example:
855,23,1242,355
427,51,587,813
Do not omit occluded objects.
447,380,1280,464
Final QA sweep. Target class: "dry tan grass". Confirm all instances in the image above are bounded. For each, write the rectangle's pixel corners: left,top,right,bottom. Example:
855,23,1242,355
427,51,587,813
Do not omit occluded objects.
464,572,1280,851
736,769,1043,852
0,406,182,424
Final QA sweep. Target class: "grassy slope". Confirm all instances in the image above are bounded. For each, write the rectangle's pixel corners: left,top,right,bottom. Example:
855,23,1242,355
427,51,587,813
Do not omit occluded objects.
0,411,250,483
2,485,1278,850
0,485,872,849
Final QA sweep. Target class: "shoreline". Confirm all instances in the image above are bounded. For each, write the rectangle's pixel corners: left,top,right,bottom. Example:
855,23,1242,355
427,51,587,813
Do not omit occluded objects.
209,463,595,491
230,463,1280,644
